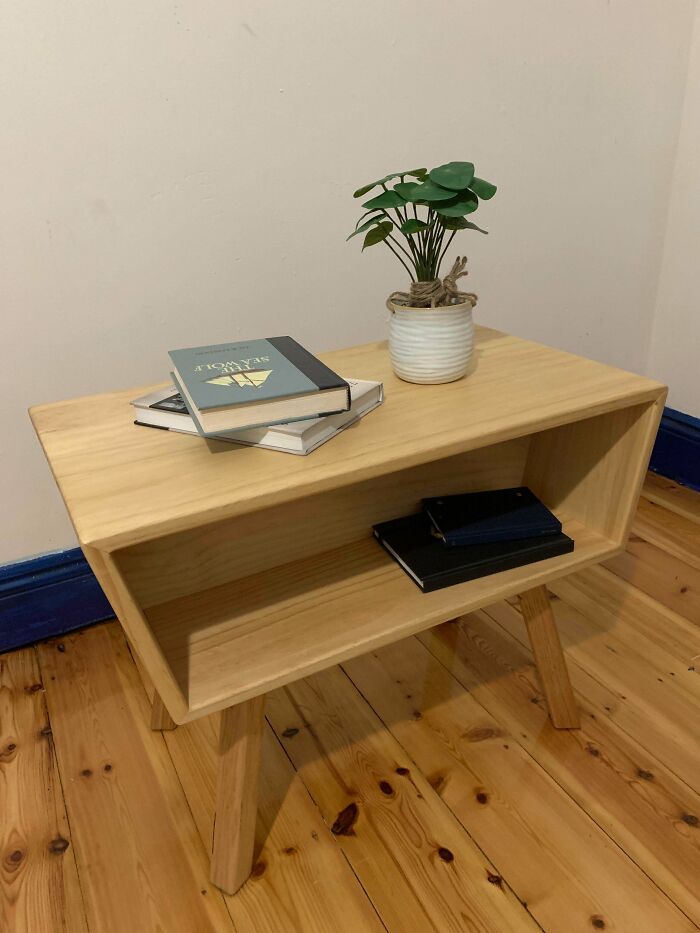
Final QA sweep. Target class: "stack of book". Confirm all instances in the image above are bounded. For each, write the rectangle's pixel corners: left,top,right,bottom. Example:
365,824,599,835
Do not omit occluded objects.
373,487,574,592
131,337,383,455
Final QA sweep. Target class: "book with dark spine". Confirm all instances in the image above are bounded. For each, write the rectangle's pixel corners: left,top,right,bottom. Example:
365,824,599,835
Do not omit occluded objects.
423,486,562,547
373,512,574,592
169,336,350,435
130,378,383,455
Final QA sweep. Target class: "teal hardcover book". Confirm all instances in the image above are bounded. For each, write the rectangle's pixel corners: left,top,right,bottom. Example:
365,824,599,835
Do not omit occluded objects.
168,337,350,435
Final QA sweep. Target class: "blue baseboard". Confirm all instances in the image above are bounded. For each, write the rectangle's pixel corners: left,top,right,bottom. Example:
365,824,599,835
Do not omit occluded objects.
0,404,697,654
0,548,114,653
649,406,700,493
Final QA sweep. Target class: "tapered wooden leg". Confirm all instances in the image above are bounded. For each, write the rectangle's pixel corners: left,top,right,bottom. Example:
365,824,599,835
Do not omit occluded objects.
518,585,580,729
210,695,265,894
150,692,177,731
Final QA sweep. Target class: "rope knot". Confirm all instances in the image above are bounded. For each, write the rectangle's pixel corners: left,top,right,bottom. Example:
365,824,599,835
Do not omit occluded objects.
387,256,478,309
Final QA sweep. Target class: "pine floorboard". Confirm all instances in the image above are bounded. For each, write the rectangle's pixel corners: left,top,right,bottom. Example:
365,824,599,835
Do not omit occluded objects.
0,647,87,933
36,625,234,933
1,474,699,931
642,474,700,527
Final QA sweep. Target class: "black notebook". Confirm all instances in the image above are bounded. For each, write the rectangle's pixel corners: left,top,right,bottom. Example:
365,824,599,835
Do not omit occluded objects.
423,486,561,547
373,512,574,592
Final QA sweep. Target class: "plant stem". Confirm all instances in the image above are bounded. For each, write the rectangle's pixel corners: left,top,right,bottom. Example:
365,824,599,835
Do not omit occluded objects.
422,211,441,280
392,206,405,227
433,225,446,277
386,232,416,266
392,208,420,264
393,206,430,275
436,230,456,275
382,238,416,281
407,236,423,268
375,208,417,269
416,216,427,263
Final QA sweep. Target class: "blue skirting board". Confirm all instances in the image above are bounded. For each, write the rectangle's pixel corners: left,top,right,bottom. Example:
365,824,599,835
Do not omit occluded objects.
648,407,700,493
0,548,114,653
1,404,698,654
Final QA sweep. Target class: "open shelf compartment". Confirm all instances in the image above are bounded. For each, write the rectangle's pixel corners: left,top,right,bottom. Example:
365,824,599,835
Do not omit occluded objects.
145,519,614,718
112,397,660,722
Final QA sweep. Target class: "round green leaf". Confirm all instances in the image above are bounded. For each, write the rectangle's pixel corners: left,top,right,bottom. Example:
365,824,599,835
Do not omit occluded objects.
354,209,386,229
362,190,406,210
429,161,475,191
435,191,479,217
353,169,427,198
393,181,423,200
353,182,379,198
362,221,393,249
352,173,397,198
463,220,488,233
404,179,455,203
400,219,430,235
469,177,497,200
437,215,488,233
347,216,386,240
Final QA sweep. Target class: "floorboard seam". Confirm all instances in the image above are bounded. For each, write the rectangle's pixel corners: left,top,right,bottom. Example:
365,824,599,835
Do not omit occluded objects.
265,719,391,933
336,661,547,933
485,600,700,797
122,633,239,930
640,488,700,527
465,609,700,927
35,639,92,933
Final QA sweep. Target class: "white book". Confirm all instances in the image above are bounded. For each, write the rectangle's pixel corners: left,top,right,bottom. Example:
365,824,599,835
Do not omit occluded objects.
131,378,383,455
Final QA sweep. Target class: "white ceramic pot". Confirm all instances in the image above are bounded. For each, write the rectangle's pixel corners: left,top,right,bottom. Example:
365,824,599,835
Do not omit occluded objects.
387,299,475,384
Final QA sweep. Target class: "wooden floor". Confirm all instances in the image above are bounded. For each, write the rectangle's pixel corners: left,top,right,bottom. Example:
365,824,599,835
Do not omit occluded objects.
2,473,699,932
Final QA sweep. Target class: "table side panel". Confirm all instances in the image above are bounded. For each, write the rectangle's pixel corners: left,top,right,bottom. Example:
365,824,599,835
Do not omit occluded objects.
524,396,666,545
82,545,190,722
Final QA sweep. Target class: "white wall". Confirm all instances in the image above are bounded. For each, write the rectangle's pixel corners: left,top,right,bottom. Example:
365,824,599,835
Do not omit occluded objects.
647,2,700,416
1,0,697,563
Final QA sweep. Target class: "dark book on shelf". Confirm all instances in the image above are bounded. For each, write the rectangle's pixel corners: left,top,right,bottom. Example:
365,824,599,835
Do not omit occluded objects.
423,486,562,547
373,512,574,592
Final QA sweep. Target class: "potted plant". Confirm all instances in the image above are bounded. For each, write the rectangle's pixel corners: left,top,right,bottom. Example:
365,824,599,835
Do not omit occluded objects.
348,161,496,384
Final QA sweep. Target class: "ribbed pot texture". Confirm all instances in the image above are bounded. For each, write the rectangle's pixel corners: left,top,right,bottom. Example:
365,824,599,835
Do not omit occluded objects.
387,300,474,384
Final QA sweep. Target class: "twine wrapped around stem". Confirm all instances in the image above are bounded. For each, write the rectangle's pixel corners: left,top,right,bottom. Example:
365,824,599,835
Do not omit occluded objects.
387,256,478,309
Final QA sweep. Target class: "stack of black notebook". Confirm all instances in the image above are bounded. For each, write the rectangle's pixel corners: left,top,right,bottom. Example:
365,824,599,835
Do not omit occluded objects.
373,487,574,592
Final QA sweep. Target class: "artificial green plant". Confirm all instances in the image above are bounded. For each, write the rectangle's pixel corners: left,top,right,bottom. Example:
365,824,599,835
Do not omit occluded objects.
348,161,496,293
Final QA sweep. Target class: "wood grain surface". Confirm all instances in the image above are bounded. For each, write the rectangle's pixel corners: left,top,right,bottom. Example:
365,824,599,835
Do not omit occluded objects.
518,585,580,727
266,666,539,932
36,627,234,933
343,632,698,931
30,328,665,550
2,475,699,931
0,648,87,933
146,520,614,719
210,696,265,894
29,330,665,730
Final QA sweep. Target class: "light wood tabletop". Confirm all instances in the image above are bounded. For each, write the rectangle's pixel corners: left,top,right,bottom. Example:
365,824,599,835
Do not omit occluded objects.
30,327,664,551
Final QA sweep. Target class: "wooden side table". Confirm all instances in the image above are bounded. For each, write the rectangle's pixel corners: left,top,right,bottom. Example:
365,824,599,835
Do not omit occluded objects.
30,327,666,894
